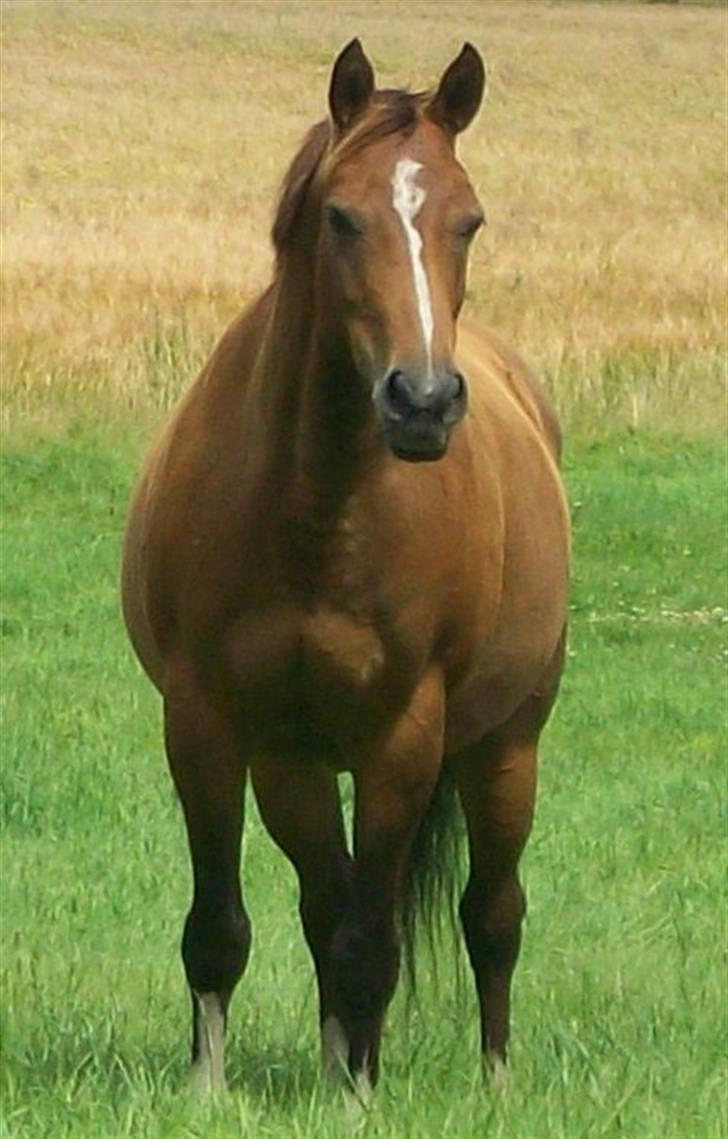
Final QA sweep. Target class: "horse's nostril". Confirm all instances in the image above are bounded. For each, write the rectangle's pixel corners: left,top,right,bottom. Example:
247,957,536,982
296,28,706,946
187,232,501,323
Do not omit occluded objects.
385,370,411,414
451,372,466,401
386,370,404,394
382,368,466,421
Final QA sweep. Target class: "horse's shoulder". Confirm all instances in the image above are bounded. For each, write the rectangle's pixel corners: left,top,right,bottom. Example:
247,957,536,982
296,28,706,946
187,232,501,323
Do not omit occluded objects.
196,287,276,399
142,288,275,477
457,323,562,463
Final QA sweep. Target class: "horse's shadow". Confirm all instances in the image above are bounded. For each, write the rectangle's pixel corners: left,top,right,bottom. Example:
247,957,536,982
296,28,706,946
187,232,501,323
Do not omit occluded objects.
225,1036,326,1107
7,1022,326,1112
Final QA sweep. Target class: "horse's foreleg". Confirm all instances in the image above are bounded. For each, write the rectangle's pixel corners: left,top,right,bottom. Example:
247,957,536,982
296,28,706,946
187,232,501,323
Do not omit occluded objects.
333,668,445,1099
455,732,537,1080
249,755,353,1077
164,676,251,1096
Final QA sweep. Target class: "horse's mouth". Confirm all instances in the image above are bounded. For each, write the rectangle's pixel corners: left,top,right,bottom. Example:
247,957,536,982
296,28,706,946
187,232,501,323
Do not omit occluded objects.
391,441,448,463
384,419,451,463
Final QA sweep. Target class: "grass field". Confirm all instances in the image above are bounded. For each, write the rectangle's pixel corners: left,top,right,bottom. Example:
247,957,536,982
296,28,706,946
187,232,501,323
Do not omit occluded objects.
1,1,727,1137
1,430,726,1138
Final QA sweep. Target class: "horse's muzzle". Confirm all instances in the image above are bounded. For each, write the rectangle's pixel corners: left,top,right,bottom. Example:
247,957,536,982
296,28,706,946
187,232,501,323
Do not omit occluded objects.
373,367,468,461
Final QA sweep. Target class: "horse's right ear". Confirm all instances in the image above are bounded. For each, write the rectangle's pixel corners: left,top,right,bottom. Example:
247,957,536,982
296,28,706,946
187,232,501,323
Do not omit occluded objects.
329,39,375,138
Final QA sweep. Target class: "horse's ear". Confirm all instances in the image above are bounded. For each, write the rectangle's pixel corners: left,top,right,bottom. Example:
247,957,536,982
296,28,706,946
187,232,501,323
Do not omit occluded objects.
329,39,375,137
426,43,486,138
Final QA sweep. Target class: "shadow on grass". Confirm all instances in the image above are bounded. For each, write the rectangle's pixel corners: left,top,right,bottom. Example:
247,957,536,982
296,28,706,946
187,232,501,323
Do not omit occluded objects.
5,1020,328,1113
226,1037,324,1107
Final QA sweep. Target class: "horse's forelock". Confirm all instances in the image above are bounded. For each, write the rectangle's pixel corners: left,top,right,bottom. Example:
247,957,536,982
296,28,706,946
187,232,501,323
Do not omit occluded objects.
335,89,422,162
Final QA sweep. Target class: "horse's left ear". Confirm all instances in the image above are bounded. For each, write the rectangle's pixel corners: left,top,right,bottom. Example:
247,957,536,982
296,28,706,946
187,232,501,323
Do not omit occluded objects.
426,44,486,138
329,39,376,138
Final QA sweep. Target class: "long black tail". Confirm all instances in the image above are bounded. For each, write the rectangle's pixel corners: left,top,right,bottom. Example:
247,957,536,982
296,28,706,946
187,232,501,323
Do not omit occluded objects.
400,764,464,992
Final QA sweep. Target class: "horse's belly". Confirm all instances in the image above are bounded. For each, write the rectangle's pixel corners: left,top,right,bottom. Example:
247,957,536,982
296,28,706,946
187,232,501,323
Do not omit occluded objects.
444,638,558,754
443,564,568,752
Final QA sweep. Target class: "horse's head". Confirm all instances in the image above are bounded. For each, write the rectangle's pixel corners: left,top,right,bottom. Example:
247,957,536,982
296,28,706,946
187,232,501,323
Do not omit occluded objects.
274,41,487,462
320,41,485,461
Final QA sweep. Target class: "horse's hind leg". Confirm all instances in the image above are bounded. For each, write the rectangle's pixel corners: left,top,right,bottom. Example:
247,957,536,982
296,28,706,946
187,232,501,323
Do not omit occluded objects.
164,672,251,1095
456,635,565,1079
455,732,536,1079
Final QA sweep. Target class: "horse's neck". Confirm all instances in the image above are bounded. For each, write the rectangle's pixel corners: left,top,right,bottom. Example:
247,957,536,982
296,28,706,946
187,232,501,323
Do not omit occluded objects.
254,265,377,529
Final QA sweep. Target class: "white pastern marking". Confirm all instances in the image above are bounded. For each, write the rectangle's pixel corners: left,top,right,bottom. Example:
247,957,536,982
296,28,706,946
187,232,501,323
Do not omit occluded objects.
391,158,435,376
486,1052,511,1094
322,1017,373,1107
322,1015,350,1081
190,990,227,1095
352,1067,373,1109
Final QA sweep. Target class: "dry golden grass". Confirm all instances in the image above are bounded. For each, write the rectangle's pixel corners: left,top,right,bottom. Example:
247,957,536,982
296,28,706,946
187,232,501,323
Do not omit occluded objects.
1,0,726,432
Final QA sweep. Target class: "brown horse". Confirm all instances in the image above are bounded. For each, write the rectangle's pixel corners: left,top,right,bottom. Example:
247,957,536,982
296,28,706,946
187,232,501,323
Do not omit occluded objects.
122,40,569,1101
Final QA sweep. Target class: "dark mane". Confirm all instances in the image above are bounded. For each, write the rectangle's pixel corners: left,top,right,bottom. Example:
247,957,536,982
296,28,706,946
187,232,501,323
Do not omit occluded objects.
271,89,423,257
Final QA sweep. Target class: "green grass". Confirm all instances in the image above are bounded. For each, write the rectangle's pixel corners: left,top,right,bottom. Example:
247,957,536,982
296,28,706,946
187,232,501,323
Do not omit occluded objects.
1,426,726,1138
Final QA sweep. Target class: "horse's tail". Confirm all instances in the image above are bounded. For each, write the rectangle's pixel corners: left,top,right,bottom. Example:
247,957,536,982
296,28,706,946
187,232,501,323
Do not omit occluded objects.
400,764,463,992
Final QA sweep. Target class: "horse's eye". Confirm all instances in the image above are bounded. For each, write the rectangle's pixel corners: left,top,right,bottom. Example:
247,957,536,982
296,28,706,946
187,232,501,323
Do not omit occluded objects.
456,213,485,242
325,203,363,240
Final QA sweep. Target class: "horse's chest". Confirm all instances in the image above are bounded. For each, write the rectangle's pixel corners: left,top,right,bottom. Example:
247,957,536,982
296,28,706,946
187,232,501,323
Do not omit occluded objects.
300,607,387,695
226,602,408,757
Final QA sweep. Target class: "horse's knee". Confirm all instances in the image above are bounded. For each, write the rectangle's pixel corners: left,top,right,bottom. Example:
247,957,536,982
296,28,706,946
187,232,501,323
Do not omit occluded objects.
182,901,251,998
460,877,525,970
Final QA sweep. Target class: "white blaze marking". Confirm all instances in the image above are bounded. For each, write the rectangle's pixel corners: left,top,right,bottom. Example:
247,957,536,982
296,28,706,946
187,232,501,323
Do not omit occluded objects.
391,158,435,376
